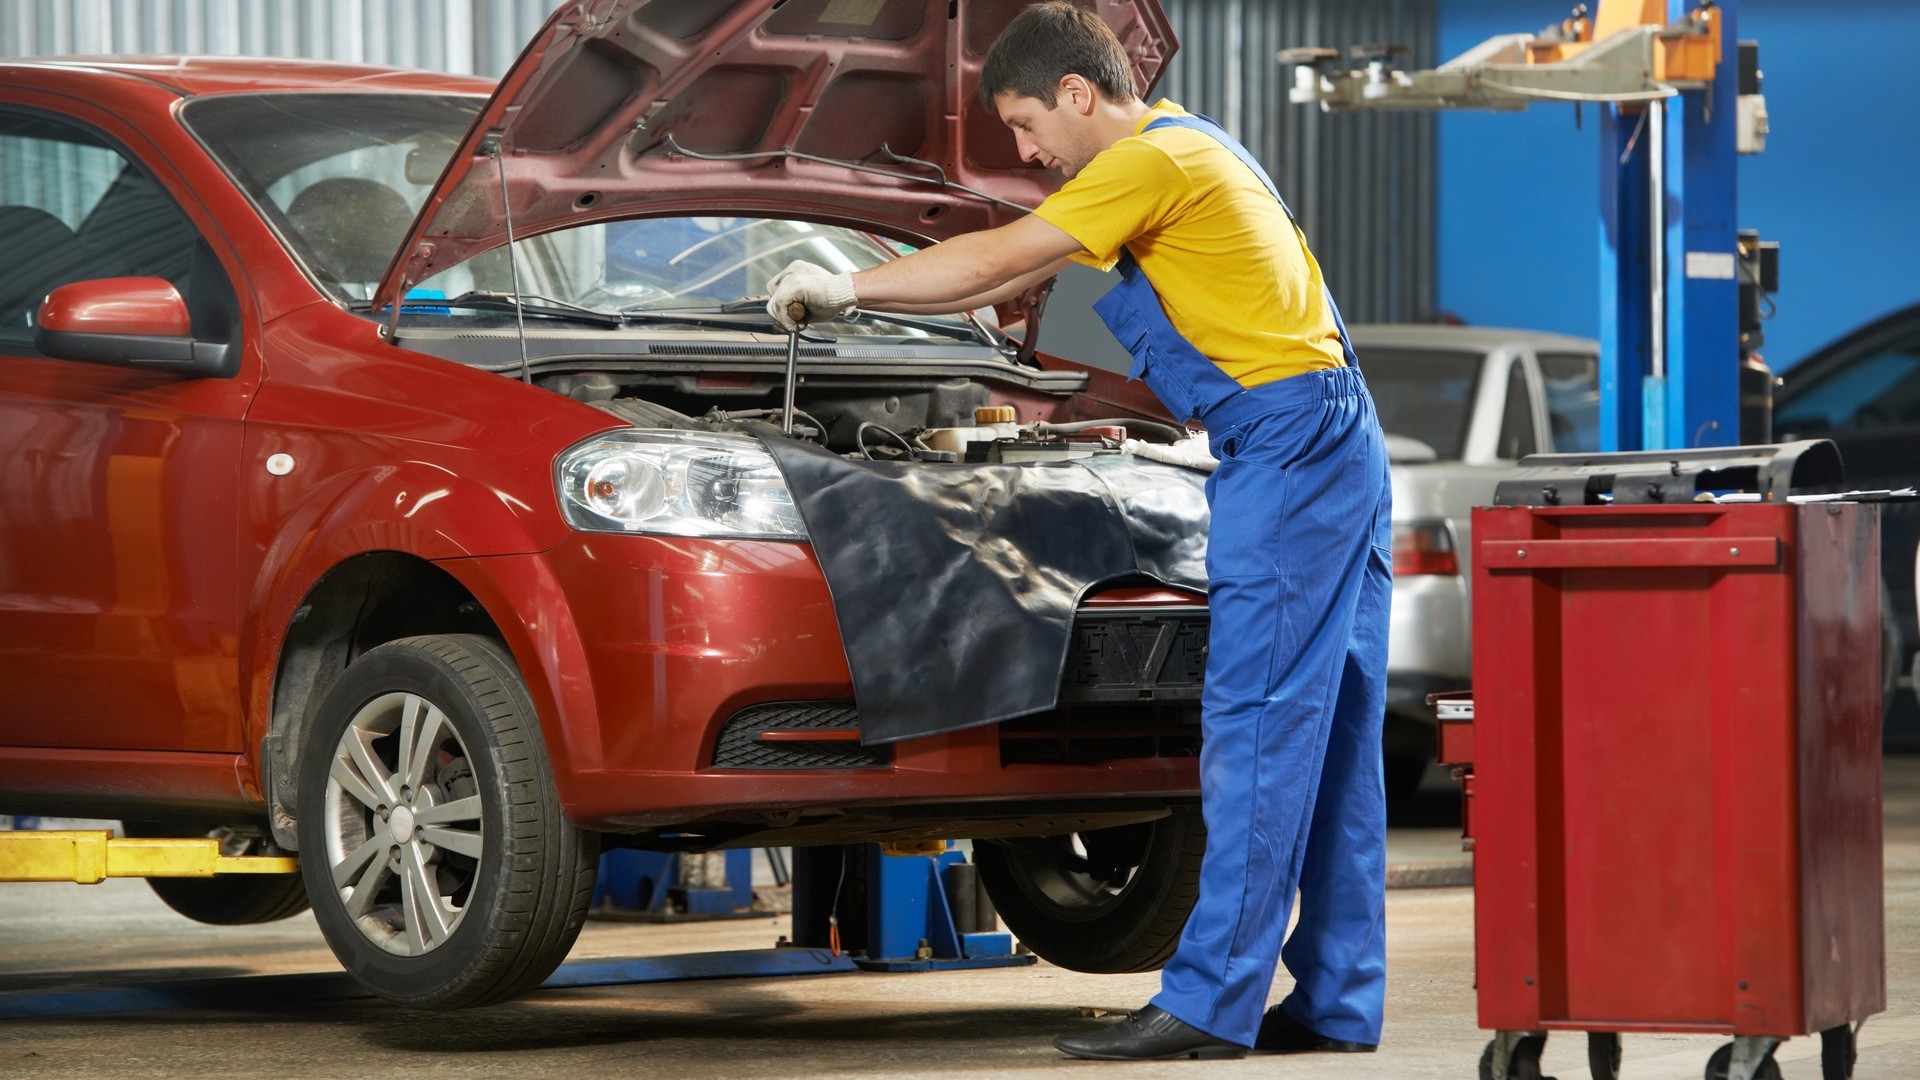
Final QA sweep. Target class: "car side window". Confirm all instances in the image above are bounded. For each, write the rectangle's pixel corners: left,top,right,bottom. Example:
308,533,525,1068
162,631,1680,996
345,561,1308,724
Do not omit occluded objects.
1538,351,1601,452
1496,359,1538,460
0,109,199,348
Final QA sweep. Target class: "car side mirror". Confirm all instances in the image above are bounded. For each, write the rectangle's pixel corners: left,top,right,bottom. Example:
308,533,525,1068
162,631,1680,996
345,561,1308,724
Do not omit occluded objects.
32,277,234,379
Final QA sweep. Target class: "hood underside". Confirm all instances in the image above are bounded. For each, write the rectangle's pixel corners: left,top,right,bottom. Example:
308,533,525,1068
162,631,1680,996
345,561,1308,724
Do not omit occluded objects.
375,0,1175,311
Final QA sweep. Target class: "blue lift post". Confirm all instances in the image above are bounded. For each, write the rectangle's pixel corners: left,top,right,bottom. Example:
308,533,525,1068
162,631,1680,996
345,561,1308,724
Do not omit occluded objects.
1282,0,1760,453
1601,0,1742,452
592,848,758,919
590,842,1030,973
791,844,1035,973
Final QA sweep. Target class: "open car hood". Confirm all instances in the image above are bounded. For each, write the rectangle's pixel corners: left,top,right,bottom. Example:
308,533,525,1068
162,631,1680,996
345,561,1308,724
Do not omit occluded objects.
373,0,1175,314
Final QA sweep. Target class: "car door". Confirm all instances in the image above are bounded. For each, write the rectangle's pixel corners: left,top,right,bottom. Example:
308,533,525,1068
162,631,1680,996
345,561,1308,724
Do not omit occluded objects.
0,104,252,752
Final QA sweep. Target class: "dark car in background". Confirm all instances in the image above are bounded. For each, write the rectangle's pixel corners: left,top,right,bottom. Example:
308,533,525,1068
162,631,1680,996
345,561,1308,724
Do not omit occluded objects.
1774,302,1920,722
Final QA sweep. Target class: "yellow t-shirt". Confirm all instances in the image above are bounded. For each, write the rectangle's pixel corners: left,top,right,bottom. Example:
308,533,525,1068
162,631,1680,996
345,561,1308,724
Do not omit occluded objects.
1033,100,1344,386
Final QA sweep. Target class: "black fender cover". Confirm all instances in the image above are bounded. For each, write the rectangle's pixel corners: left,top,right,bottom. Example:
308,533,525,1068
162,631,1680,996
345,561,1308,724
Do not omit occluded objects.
760,437,1209,744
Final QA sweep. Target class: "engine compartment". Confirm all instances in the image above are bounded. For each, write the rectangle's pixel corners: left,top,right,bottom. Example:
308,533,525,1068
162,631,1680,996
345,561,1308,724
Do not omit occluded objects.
539,366,1186,464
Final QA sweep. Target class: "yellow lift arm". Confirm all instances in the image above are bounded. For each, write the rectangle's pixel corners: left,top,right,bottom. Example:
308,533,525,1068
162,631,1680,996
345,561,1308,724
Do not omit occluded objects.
0,830,298,884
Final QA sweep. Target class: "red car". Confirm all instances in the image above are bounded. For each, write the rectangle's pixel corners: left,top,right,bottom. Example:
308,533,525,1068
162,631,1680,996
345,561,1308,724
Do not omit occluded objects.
0,0,1208,1007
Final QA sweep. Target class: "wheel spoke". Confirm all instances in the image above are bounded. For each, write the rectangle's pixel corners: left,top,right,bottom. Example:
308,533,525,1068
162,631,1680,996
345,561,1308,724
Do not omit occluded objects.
420,825,482,860
343,727,400,808
399,844,452,952
401,696,449,793
393,694,426,791
330,749,389,813
413,795,480,827
329,832,385,890
339,845,392,918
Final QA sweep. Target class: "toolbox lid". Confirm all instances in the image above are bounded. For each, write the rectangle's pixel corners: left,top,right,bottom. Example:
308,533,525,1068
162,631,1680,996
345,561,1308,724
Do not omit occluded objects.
1492,440,1845,507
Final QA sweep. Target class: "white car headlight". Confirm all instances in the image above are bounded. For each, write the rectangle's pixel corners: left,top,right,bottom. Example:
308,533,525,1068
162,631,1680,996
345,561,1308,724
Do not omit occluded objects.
557,430,807,540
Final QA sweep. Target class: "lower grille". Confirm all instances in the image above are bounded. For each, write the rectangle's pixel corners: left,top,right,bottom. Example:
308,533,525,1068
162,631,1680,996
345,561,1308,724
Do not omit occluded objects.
999,703,1203,766
712,701,890,770
1006,606,1208,765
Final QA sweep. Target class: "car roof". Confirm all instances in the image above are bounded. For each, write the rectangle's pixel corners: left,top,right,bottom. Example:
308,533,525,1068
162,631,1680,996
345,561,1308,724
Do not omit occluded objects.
0,55,493,97
1347,323,1597,355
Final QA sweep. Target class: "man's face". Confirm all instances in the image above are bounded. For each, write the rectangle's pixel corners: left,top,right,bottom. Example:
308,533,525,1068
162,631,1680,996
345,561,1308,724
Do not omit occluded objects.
994,89,1100,178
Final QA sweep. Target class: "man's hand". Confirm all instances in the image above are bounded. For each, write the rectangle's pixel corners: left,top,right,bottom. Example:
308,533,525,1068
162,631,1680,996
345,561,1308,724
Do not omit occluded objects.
767,260,856,331
1121,431,1218,473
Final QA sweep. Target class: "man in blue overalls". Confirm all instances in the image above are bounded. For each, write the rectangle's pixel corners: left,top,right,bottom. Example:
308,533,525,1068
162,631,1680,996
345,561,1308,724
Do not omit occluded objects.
770,2,1391,1062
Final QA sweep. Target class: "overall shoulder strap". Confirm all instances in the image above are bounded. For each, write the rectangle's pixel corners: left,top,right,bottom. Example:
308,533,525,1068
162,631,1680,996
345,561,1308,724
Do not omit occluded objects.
1141,112,1359,368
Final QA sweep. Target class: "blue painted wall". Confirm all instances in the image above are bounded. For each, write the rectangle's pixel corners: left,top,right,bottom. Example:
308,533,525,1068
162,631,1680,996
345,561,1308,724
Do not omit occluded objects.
1437,0,1920,368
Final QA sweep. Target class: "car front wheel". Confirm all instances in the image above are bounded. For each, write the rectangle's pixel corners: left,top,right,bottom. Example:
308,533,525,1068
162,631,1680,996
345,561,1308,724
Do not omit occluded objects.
973,807,1205,973
296,634,598,1008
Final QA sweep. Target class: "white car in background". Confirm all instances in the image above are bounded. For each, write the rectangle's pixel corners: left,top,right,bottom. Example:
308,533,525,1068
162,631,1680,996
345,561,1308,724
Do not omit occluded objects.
1351,325,1600,796
1026,267,1601,801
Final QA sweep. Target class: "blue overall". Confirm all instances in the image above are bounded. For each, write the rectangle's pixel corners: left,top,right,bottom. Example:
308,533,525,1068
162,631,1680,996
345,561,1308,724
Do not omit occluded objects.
1091,113,1392,1048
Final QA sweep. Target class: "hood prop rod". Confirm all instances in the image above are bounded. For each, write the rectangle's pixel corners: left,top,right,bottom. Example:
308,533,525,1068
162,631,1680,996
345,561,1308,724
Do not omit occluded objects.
484,135,533,386
657,135,1031,214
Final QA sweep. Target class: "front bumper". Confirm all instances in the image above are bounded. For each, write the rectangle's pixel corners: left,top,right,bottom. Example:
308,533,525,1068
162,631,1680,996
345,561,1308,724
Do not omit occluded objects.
440,534,1201,831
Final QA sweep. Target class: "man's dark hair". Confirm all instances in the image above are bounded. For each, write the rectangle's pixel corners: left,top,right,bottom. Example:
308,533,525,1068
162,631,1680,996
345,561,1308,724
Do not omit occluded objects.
979,2,1136,109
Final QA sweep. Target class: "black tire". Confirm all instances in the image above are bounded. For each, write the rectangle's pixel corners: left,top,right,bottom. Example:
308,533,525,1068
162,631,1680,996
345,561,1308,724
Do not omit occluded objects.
295,634,599,1008
1587,1031,1622,1080
973,806,1204,973
120,821,309,926
1705,1043,1782,1080
1479,1034,1550,1080
1384,749,1429,804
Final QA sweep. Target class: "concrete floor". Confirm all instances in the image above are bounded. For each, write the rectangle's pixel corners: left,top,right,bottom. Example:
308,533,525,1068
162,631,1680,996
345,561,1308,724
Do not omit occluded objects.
2,762,1915,1079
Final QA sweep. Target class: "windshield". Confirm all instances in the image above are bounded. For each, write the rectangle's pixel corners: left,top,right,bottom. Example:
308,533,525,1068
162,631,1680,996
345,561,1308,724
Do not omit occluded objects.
412,216,925,327
1358,348,1484,460
182,91,975,341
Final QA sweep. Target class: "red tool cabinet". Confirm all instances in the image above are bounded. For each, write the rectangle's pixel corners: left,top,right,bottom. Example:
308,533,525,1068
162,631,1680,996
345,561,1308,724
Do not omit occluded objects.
1462,443,1886,1080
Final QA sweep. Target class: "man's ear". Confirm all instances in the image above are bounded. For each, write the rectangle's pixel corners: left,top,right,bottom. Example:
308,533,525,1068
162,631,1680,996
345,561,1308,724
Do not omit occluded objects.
1058,73,1097,115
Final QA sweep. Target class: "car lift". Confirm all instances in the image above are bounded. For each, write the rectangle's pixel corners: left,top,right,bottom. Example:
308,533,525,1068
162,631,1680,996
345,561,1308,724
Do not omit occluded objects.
0,827,1027,1020
1281,0,1770,453
590,840,1029,972
0,829,298,883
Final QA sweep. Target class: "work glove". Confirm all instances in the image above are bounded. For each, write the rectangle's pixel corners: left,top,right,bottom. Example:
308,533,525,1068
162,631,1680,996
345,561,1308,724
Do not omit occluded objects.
1121,430,1218,473
767,259,857,332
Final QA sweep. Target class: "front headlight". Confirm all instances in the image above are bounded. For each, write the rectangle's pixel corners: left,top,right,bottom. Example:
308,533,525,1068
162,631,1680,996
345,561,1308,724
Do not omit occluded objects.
557,430,807,540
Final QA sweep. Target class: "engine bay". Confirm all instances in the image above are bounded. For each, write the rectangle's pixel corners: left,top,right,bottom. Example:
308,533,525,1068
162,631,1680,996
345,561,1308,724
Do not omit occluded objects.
536,366,1187,465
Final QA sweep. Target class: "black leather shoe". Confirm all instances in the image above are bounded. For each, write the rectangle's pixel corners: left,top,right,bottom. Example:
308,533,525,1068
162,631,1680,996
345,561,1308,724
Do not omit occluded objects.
1053,1006,1248,1061
1254,1006,1378,1054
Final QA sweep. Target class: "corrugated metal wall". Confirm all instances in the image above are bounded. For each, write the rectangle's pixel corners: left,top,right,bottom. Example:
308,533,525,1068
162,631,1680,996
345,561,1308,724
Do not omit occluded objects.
0,0,554,74
1,0,1436,321
1158,0,1437,323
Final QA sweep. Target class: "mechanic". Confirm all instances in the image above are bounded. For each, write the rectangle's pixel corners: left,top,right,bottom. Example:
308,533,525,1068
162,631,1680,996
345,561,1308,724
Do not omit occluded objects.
768,1,1390,1063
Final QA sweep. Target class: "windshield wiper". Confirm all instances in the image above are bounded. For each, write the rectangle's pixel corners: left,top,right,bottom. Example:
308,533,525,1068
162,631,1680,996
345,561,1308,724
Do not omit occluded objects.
709,299,994,345
357,291,622,327
617,303,825,333
855,310,1000,345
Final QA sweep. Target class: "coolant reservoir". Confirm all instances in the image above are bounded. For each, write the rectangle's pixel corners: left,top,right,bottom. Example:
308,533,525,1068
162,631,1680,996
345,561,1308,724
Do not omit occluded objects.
921,407,1023,454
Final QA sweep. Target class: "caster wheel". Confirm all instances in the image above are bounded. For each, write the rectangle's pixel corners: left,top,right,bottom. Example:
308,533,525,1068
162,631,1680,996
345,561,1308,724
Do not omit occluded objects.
1706,1042,1782,1080
1821,1024,1857,1080
1480,1033,1553,1080
1587,1032,1621,1080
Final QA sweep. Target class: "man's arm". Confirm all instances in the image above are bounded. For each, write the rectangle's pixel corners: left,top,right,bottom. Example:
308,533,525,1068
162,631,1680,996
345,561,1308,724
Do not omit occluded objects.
869,256,1075,316
851,213,1085,313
